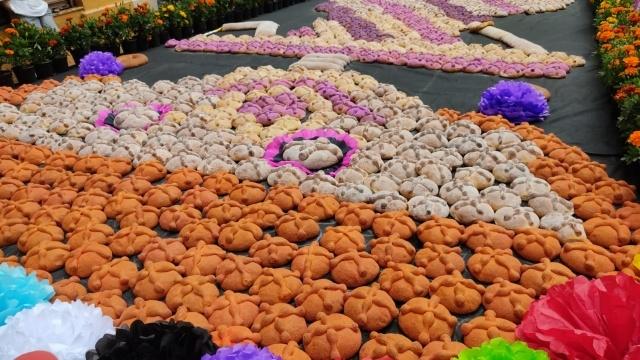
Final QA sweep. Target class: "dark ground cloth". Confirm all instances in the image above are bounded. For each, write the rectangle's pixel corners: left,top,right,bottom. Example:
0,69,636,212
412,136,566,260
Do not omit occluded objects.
60,0,640,186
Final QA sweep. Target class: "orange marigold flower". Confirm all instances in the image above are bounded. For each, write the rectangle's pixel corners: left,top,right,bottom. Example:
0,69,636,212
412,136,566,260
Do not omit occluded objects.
10,19,20,24
599,22,612,31
5,49,14,56
4,28,17,36
628,131,640,147
48,39,58,47
119,14,129,22
624,56,640,67
624,67,639,76
602,43,613,51
598,30,615,41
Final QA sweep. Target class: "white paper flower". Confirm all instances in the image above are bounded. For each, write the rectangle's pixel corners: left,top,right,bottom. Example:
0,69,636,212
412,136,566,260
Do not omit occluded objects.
0,300,115,360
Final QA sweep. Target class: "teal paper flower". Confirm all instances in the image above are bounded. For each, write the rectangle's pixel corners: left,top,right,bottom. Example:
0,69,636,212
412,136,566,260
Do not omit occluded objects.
456,338,549,360
0,263,54,325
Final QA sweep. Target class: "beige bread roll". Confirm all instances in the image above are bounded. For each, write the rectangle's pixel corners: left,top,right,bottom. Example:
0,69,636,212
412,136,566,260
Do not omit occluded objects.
289,60,344,71
305,53,351,63
255,21,279,36
221,21,263,31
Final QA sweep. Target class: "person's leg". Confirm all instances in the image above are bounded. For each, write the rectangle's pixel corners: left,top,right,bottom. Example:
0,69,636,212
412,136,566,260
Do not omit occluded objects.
19,15,42,28
39,8,58,30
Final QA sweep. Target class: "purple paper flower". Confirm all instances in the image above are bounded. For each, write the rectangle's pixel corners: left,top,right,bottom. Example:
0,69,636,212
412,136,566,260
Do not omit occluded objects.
201,344,281,360
264,128,359,176
478,80,550,123
78,51,124,78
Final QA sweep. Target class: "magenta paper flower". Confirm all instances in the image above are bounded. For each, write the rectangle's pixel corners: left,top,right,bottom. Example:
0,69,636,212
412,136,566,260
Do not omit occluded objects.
264,128,359,176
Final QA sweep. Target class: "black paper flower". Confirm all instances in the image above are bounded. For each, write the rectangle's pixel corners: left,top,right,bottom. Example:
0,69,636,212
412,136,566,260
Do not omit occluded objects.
86,320,216,360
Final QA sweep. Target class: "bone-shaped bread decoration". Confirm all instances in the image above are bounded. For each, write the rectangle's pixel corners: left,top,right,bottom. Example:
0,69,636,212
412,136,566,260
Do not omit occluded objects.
218,21,280,37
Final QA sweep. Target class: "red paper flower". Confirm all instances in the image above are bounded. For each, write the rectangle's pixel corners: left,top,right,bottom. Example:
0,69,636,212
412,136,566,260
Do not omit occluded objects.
516,273,640,360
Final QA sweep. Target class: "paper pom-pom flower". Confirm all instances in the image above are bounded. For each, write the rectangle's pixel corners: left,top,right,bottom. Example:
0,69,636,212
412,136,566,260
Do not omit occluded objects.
15,351,58,360
202,343,280,360
87,320,215,360
0,263,53,325
0,300,114,360
517,273,640,360
78,51,124,78
478,81,550,123
457,338,549,360
264,128,358,176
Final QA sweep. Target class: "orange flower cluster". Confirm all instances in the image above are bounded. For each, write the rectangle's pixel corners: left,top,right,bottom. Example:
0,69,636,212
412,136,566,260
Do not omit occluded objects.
614,84,640,101
3,28,17,36
596,0,640,161
628,131,640,147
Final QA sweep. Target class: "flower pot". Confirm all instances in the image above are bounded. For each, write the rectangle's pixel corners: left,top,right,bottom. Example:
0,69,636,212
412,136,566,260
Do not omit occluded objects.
182,26,193,38
137,35,150,51
194,19,207,34
232,9,242,22
122,39,138,54
34,62,54,79
159,30,170,44
109,43,122,56
0,70,14,87
207,16,218,30
169,26,183,40
241,8,251,20
91,44,108,52
14,65,37,84
52,56,69,73
71,48,89,66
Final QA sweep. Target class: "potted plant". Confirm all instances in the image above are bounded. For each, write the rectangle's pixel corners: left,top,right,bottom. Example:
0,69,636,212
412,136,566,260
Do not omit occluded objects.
84,17,111,53
0,42,15,87
110,5,137,54
131,3,154,50
216,0,232,23
33,27,57,79
187,0,210,35
160,3,187,39
60,17,91,66
206,0,221,30
49,33,69,73
153,12,169,45
177,1,194,38
4,20,37,84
